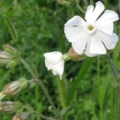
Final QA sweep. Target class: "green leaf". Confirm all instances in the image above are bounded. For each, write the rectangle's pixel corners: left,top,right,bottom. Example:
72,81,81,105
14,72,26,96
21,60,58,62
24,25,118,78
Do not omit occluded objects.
25,104,34,111
110,58,120,80
67,57,94,105
6,60,17,68
4,15,18,41
28,81,35,89
32,65,39,78
98,85,104,108
112,81,120,87
60,106,71,119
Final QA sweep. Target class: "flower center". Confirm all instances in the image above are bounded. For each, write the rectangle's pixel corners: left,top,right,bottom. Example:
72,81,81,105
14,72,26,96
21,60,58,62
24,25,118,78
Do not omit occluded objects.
84,24,96,34
88,25,94,30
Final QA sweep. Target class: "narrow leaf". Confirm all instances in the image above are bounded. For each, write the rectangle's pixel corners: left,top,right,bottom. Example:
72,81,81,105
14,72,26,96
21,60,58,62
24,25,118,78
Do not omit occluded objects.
110,58,120,80
32,65,39,78
60,106,71,118
4,15,18,41
67,57,94,105
112,81,120,87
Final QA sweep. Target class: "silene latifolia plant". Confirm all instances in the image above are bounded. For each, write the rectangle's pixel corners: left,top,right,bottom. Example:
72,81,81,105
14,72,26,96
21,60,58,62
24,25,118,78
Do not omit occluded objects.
0,1,119,120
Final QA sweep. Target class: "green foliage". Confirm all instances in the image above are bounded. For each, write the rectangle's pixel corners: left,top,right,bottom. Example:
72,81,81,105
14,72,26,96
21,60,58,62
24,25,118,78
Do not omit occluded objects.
0,0,120,120
67,57,94,105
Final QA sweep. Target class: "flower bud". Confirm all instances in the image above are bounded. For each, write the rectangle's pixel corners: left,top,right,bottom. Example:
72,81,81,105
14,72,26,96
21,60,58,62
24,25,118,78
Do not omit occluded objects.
6,60,18,68
0,50,18,68
13,112,30,120
3,45,19,56
0,101,22,113
44,51,64,80
57,0,70,5
0,51,12,64
67,48,87,61
1,78,28,97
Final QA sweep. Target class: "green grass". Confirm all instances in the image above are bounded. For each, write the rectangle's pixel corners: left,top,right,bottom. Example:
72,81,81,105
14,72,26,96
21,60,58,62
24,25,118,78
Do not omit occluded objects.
0,0,120,120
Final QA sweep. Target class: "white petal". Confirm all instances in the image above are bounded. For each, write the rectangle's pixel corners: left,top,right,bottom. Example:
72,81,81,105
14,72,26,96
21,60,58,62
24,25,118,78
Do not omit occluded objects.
65,16,86,27
97,10,119,22
52,71,57,75
52,60,64,80
72,32,89,54
64,27,83,42
86,50,98,57
44,59,53,70
64,16,86,42
85,5,94,23
92,1,105,22
96,21,113,35
96,10,119,35
97,31,118,50
44,52,62,64
44,52,62,70
85,39,98,57
89,33,106,54
86,1,104,23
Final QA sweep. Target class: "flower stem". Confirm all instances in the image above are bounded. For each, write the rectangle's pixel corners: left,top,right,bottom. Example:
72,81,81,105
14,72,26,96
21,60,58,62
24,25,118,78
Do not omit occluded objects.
57,76,67,109
106,54,119,120
83,0,88,6
115,87,119,120
76,0,85,14
32,111,57,120
97,57,103,120
20,58,61,120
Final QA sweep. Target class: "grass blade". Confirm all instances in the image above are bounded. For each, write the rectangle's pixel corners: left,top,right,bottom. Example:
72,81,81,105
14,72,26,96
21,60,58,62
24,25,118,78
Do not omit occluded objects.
4,15,18,41
67,57,94,105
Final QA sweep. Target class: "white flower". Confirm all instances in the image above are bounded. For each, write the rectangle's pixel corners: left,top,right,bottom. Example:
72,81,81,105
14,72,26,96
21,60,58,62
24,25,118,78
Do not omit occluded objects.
44,52,64,79
64,1,119,57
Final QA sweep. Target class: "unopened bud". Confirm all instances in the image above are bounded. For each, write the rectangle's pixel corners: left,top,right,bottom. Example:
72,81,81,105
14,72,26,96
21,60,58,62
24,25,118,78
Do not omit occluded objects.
13,112,30,120
1,78,28,97
68,48,87,61
3,45,19,56
57,0,70,5
6,60,18,68
0,50,18,68
0,101,22,113
0,51,12,64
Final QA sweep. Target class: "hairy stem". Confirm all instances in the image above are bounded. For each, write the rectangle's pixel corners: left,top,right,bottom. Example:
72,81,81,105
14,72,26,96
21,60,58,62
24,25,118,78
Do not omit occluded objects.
57,76,67,109
20,58,61,120
32,111,57,120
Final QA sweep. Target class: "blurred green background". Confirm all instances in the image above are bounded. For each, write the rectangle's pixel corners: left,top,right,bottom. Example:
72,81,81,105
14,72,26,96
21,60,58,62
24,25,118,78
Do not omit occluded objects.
0,0,120,120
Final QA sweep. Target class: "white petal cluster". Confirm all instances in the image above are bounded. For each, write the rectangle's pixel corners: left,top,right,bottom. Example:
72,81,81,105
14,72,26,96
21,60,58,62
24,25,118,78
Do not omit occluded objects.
64,1,119,57
44,52,64,79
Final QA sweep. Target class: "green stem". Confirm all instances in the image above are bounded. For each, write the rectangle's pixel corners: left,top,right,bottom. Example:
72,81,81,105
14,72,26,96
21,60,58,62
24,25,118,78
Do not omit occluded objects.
110,85,114,120
76,0,85,14
35,84,41,120
32,111,57,120
100,86,103,120
105,0,108,8
20,58,61,120
106,54,119,120
83,0,88,6
115,87,119,120
97,57,103,120
57,76,67,109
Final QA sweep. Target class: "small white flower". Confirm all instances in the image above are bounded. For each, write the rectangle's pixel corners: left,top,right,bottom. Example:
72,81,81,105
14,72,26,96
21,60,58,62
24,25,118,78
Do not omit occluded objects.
64,1,119,57
44,52,64,79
